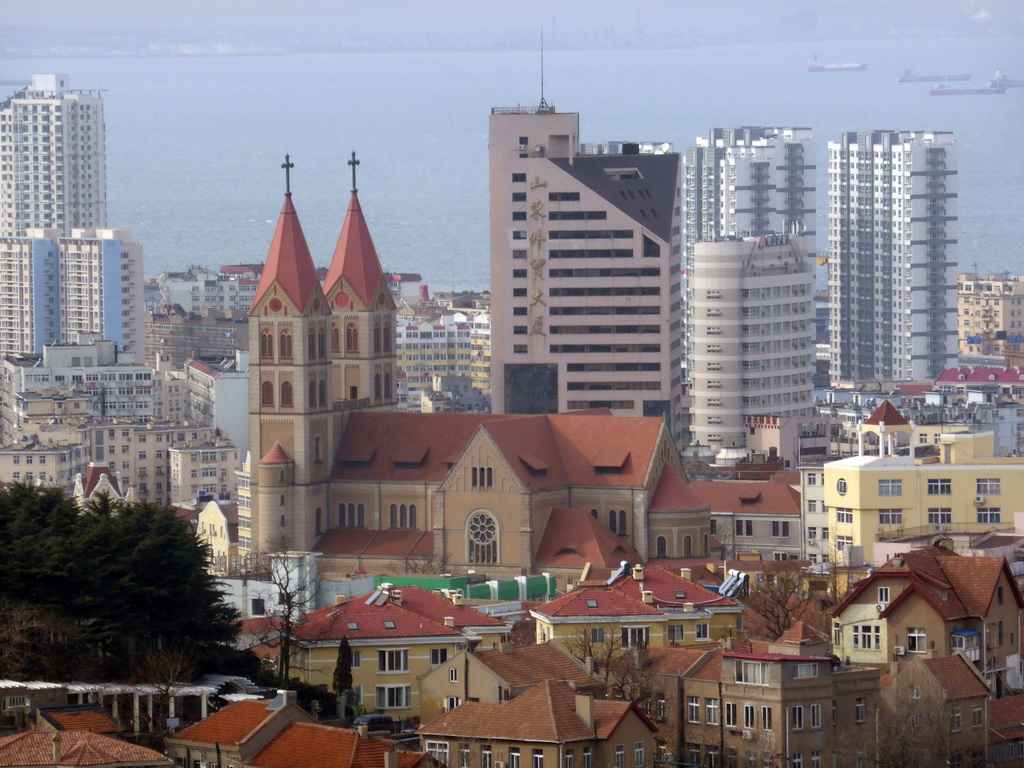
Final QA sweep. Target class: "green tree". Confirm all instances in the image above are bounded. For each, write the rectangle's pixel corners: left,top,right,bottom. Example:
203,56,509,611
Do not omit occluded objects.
333,637,353,696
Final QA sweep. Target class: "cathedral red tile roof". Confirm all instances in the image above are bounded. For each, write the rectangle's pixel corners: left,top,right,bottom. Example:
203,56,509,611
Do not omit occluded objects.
0,732,170,767
534,508,641,567
250,195,323,314
863,400,908,426
173,700,275,745
313,529,434,558
648,466,707,511
419,680,651,742
259,441,292,465
323,192,391,309
80,462,122,499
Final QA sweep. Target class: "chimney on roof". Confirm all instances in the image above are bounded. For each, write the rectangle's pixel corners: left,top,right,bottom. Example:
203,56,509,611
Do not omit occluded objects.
391,589,403,606
707,563,717,574
500,642,515,654
357,725,369,740
632,564,644,581
681,567,692,581
683,602,695,613
452,593,465,606
384,751,399,768
335,595,349,605
584,656,596,675
444,616,455,627
722,635,734,650
575,694,595,729
273,689,297,709
53,733,62,764
641,590,654,604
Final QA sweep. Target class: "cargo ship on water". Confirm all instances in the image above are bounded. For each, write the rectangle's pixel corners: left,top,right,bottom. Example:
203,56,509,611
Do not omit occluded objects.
808,60,867,72
899,69,970,82
988,70,1024,88
930,83,1006,96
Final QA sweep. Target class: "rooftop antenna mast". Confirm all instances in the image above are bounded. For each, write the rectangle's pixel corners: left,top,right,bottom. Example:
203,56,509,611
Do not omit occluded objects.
538,28,551,112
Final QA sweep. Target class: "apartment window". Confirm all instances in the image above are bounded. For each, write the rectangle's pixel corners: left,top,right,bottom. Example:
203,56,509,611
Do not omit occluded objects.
634,743,644,768
735,519,753,537
426,743,449,766
725,702,737,727
927,478,952,495
796,663,818,679
736,660,767,685
696,623,710,641
807,527,817,540
810,704,821,729
621,627,649,649
807,500,817,513
811,752,821,768
951,706,961,733
836,509,853,524
791,756,802,768
743,705,755,729
431,648,448,666
972,704,983,727
687,696,700,723
837,536,853,551
449,667,458,683
762,706,772,730
977,478,1001,495
590,627,605,644
481,747,492,768
771,521,790,538
878,587,890,604
378,649,408,672
533,750,544,768
878,479,902,496
855,698,866,723
878,509,902,525
836,478,847,495
977,507,1001,524
927,508,952,525
510,750,520,768
375,685,410,709
615,746,624,768
907,628,926,653
854,625,879,650
706,698,719,724
582,749,591,768
806,473,817,486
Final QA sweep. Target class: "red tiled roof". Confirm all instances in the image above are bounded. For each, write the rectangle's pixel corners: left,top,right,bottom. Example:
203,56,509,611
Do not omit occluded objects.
686,650,723,682
81,462,122,499
863,400,908,426
38,707,120,735
388,586,506,629
989,694,1024,739
0,732,169,767
776,620,827,646
172,700,274,745
259,441,292,465
688,480,800,517
473,644,596,689
323,192,392,310
648,465,707,512
249,722,432,768
534,588,663,618
642,647,712,677
937,367,1024,384
313,529,435,558
251,196,323,314
419,680,651,742
609,565,737,609
535,508,641,568
922,654,989,699
294,594,463,642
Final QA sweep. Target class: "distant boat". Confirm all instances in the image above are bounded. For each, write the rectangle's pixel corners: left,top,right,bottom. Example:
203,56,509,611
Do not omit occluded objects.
899,69,970,82
988,70,1024,88
930,83,1006,96
808,61,867,72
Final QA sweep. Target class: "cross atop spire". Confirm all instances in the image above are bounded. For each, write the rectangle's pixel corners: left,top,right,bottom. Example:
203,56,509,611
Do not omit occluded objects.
281,154,294,197
348,151,360,194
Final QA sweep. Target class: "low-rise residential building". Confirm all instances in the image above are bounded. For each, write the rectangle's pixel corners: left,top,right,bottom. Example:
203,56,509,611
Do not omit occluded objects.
798,464,830,562
690,479,802,561
169,439,240,504
197,500,241,575
824,401,1024,564
247,721,440,768
532,563,742,653
419,680,658,768
395,314,474,412
989,694,1024,764
156,265,261,314
418,642,597,724
0,439,88,491
831,545,1023,695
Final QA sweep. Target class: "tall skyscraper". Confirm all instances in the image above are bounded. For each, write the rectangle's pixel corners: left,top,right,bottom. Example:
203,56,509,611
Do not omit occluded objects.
0,74,106,237
828,131,958,383
489,106,683,445
687,234,814,449
683,127,816,266
0,227,144,358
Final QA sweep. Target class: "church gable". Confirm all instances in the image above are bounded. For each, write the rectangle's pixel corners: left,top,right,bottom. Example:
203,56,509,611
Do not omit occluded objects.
251,281,328,319
441,426,528,496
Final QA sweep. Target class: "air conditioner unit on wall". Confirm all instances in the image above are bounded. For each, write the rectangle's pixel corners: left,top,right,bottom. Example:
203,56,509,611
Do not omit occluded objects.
894,646,906,656
975,495,985,505
875,603,886,612
741,729,755,740
516,144,527,151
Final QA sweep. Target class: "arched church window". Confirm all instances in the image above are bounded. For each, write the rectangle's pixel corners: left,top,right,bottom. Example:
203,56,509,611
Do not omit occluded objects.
280,330,293,359
656,536,667,558
332,326,340,353
486,468,493,488
308,330,316,359
337,502,346,527
608,510,617,532
318,329,326,358
357,504,365,527
260,330,273,359
390,504,398,528
383,323,392,352
319,379,327,406
618,510,627,536
591,509,598,519
308,380,316,406
347,503,356,528
261,381,274,407
683,535,692,557
280,381,293,407
374,374,382,400
346,324,358,352
373,322,382,353
313,435,322,463
409,504,417,528
400,504,408,527
384,373,391,399
467,511,498,564
315,508,322,534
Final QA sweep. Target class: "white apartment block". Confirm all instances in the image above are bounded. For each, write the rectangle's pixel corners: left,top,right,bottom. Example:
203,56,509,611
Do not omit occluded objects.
684,126,816,265
489,106,683,444
686,235,815,449
0,75,106,237
169,439,240,504
0,227,144,358
395,313,473,411
157,265,260,313
183,352,250,456
828,130,958,384
0,439,89,491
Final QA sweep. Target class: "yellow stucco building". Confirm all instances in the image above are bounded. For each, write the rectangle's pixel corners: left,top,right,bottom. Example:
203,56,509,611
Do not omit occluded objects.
824,402,1024,565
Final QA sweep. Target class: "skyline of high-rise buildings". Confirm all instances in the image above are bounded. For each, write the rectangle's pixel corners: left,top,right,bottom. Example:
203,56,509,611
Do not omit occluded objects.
0,74,106,238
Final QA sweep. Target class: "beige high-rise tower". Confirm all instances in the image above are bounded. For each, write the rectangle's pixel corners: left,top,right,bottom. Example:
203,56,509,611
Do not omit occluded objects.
489,105,683,445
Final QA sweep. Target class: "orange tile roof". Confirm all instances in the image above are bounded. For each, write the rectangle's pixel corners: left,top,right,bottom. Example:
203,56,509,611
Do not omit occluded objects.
922,655,989,699
776,621,828,646
172,699,274,745
686,650,723,682
648,466,707,511
863,400,908,426
250,195,323,314
80,462,123,499
313,530,435,558
249,722,432,768
259,441,292,465
389,586,506,629
419,680,650,742
323,192,393,310
294,593,463,642
642,647,712,677
534,588,663,618
989,694,1024,738
473,644,596,689
38,706,120,734
0,732,169,767
609,565,737,610
688,480,800,517
535,508,641,568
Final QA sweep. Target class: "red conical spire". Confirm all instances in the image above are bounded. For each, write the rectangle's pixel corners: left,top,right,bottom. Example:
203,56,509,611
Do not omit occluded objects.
250,196,321,314
323,191,389,308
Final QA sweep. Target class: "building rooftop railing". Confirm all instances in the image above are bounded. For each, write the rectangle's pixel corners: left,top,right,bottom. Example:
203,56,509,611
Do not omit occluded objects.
491,104,556,115
876,521,1012,542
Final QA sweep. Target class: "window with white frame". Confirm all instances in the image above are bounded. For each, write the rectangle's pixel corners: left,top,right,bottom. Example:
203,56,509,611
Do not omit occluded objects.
736,660,768,685
687,696,700,723
615,746,624,768
877,479,902,496
430,648,448,666
927,508,952,525
706,698,719,724
977,507,1001,524
449,667,458,683
853,625,879,650
621,626,649,649
795,663,818,679
807,500,817,513
836,509,853,524
878,509,902,525
378,649,408,672
426,742,449,765
810,704,821,729
481,746,492,768
791,706,804,730
695,623,710,641
445,696,460,712
743,704,755,728
977,478,1001,495
855,698,866,723
927,478,952,495
634,743,644,768
533,749,544,768
510,749,521,768
907,628,926,653
725,702,737,727
807,526,816,540
376,685,410,709
590,627,605,644
761,706,772,730
878,586,890,604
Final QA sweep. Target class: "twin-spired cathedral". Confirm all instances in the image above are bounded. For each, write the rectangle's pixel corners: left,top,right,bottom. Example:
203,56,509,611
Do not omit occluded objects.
244,165,711,582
